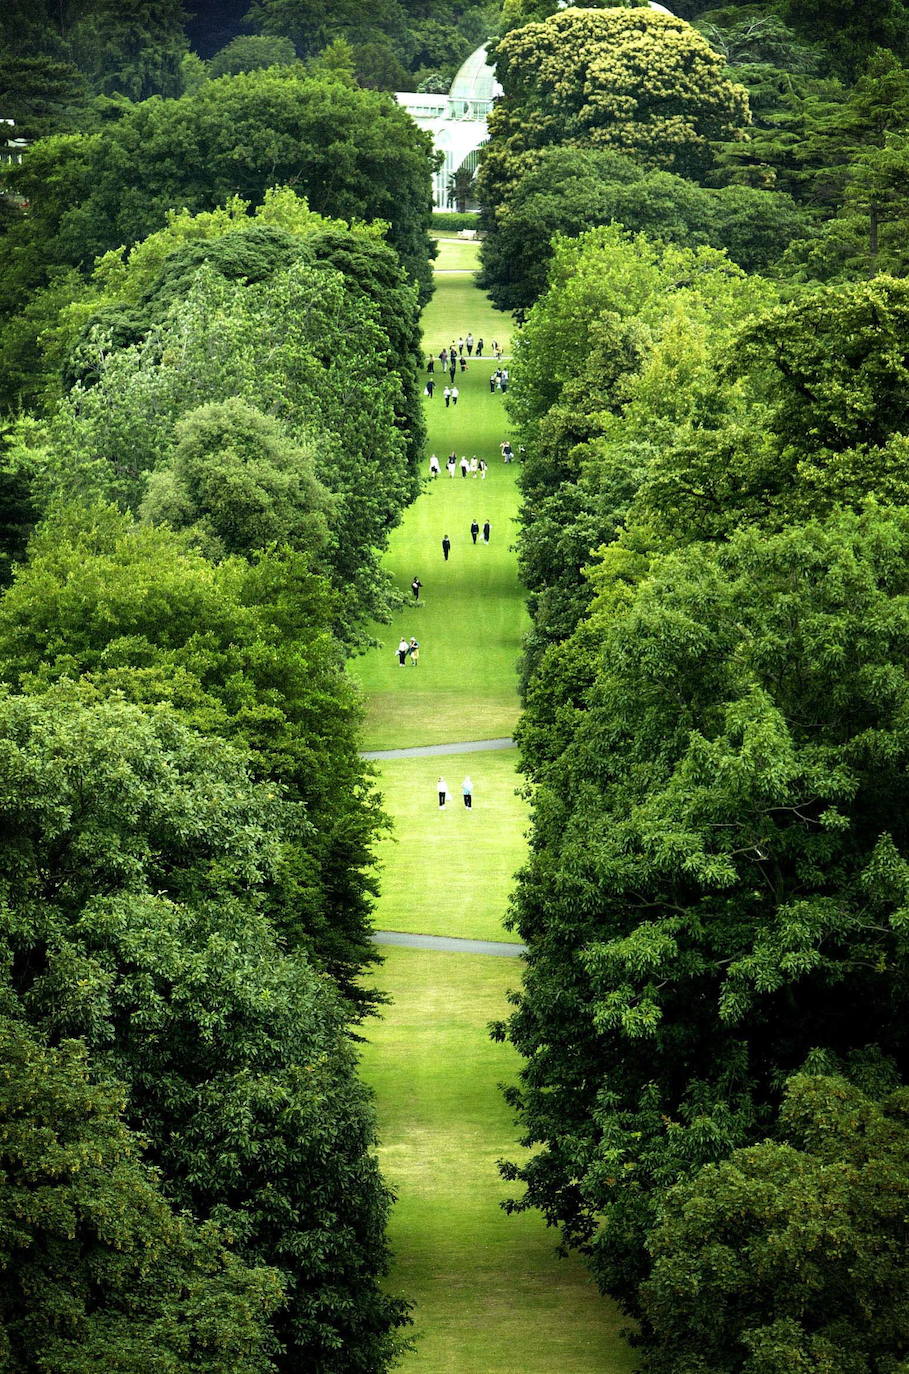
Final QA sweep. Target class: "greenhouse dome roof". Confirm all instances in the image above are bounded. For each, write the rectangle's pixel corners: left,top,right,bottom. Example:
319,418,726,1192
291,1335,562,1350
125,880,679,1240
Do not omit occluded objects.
449,45,499,103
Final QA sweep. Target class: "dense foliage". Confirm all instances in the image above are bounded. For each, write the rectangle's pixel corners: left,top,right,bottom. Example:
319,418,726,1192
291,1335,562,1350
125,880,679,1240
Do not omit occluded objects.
0,64,433,404
642,1072,909,1372
0,691,408,1370
503,149,909,1374
0,20,427,1363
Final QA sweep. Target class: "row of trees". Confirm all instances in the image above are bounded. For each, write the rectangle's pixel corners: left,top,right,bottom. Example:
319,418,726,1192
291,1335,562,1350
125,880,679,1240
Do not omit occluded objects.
477,2,909,313
0,0,497,132
0,61,435,411
497,199,909,1374
477,7,909,1368
0,155,429,1367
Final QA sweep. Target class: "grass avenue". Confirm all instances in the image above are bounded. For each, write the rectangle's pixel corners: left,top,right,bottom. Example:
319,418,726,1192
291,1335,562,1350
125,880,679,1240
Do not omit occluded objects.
355,238,635,1373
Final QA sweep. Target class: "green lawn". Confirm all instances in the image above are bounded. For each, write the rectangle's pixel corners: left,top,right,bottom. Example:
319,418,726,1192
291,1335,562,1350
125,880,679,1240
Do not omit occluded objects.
349,369,528,751
357,239,636,1374
422,237,513,359
432,233,483,271
367,749,526,942
361,948,637,1374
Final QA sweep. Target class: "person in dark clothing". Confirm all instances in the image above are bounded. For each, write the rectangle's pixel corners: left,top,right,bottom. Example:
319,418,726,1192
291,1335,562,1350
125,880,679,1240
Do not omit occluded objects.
483,521,490,543
489,371,496,393
427,356,435,372
470,520,479,544
442,535,451,561
476,338,484,357
426,377,435,398
411,576,422,601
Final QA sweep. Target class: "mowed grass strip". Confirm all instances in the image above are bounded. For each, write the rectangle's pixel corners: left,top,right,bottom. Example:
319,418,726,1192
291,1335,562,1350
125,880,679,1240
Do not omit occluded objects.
350,371,528,751
431,233,483,271
422,237,513,358
368,750,526,942
361,947,637,1374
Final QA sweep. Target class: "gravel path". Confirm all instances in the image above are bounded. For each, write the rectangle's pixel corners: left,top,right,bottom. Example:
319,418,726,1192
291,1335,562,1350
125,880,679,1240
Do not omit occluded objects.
362,737,515,760
372,929,526,957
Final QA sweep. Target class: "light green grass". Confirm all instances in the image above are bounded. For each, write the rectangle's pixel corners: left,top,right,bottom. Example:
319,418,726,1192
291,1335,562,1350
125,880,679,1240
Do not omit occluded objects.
349,371,528,750
422,238,513,358
358,242,636,1374
361,948,637,1374
432,234,482,271
369,750,526,942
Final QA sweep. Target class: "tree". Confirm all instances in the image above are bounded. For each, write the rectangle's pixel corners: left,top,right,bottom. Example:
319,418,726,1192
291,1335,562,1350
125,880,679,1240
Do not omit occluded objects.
478,5,750,222
642,1073,909,1373
209,34,298,76
0,689,409,1370
447,163,477,212
501,505,909,1310
0,54,87,141
142,397,335,559
503,224,774,684
478,146,808,312
14,224,422,633
64,0,188,100
0,1017,282,1374
0,505,385,1013
0,63,435,354
780,0,909,79
246,0,411,61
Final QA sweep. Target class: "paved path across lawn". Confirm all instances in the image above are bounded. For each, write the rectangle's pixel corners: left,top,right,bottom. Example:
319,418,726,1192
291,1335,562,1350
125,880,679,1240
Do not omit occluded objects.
372,930,526,957
362,737,514,760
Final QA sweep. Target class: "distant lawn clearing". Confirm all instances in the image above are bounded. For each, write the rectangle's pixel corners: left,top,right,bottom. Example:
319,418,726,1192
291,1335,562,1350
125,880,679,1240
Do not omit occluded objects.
368,749,526,943
349,371,528,752
361,947,637,1374
356,233,636,1374
422,237,513,358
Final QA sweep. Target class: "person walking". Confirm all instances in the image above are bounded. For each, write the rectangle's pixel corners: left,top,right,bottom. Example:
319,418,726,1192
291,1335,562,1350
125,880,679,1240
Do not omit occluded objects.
408,637,420,666
440,347,448,367
462,776,473,809
476,337,484,357
466,331,474,356
447,454,456,478
397,637,408,666
451,384,459,405
427,355,435,373
460,456,469,478
411,576,422,601
470,519,479,544
426,377,435,399
479,458,487,479
501,440,513,462
457,336,465,356
469,455,478,476
438,777,448,808
429,453,440,477
483,520,490,543
459,354,467,373
441,534,451,561
443,385,451,408
489,371,497,394
449,361,457,384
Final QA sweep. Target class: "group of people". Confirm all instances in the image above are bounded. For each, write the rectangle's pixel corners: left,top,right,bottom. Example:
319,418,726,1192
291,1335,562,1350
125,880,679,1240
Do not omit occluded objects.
437,776,473,809
428,452,488,479
428,334,502,369
442,522,489,559
489,367,509,394
396,636,420,666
